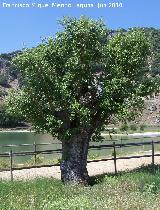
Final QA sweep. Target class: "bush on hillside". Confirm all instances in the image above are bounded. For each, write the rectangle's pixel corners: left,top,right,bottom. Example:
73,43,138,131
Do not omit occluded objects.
139,124,147,131
120,124,129,132
130,124,137,131
0,103,23,127
0,74,8,86
0,90,7,97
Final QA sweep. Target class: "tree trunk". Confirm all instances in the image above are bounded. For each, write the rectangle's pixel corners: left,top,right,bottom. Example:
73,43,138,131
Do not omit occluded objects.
60,131,90,184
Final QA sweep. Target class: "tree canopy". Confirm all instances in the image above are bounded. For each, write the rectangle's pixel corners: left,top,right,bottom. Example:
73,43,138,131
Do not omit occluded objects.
6,16,160,183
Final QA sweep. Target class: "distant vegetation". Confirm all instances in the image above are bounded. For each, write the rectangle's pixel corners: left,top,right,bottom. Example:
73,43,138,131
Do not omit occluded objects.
143,28,160,76
0,75,8,86
0,102,24,127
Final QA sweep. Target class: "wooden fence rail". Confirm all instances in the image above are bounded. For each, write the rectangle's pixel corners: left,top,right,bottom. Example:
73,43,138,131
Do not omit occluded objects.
1,140,160,158
0,139,160,181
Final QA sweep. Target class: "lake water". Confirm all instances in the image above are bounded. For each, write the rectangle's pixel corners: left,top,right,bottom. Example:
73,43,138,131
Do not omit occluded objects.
0,131,58,145
0,131,160,165
0,131,62,164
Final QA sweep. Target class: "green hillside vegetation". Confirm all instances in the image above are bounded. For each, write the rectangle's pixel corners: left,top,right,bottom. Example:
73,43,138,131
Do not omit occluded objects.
0,102,23,127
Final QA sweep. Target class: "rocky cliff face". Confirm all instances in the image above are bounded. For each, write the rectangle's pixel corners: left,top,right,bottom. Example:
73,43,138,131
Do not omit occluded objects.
140,93,160,125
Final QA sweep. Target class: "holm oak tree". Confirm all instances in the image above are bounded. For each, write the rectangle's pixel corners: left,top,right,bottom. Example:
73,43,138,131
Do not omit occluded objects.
7,17,159,184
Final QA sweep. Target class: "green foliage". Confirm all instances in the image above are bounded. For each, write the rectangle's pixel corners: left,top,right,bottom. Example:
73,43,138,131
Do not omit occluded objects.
130,124,138,131
139,124,147,131
6,16,159,140
0,89,7,97
0,74,8,86
0,102,23,127
120,123,129,132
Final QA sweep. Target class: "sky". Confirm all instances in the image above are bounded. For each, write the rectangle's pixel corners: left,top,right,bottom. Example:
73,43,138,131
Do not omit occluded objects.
0,0,160,53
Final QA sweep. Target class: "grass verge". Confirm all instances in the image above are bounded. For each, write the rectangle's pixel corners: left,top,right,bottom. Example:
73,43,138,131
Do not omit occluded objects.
0,164,160,209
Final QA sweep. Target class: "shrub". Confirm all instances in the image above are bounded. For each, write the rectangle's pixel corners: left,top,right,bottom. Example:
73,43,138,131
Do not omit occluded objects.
120,124,129,132
0,90,6,97
130,124,137,131
139,124,146,131
0,74,8,86
0,102,23,127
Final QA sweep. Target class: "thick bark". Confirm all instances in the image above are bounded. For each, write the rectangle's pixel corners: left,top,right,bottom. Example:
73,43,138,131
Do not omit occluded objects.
60,131,90,184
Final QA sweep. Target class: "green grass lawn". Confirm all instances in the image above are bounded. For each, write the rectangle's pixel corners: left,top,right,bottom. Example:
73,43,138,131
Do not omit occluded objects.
1,165,160,210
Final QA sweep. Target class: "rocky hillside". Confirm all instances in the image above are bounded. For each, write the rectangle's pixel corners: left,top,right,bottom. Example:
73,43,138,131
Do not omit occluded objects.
0,27,160,126
0,51,20,100
141,93,160,125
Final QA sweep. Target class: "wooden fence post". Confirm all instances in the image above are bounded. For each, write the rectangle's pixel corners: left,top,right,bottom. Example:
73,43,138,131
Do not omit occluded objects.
10,150,13,181
152,141,155,166
120,137,122,153
113,142,117,175
34,142,37,164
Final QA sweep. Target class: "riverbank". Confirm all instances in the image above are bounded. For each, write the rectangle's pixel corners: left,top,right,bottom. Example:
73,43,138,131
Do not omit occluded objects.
1,129,160,136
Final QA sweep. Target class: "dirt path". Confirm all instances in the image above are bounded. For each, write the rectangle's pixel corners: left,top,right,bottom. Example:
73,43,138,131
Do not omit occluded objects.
0,151,160,181
101,132,160,137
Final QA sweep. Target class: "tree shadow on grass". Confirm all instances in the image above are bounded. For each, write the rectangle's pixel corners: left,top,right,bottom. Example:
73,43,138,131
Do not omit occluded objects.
88,164,160,186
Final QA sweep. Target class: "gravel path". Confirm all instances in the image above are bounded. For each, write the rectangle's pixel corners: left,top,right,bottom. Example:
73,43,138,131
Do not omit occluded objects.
0,151,160,181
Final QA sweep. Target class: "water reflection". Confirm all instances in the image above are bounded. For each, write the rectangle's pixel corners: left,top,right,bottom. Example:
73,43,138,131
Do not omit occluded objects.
0,131,61,163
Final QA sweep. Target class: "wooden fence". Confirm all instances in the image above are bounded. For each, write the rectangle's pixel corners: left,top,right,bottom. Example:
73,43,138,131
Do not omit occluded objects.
0,136,160,181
